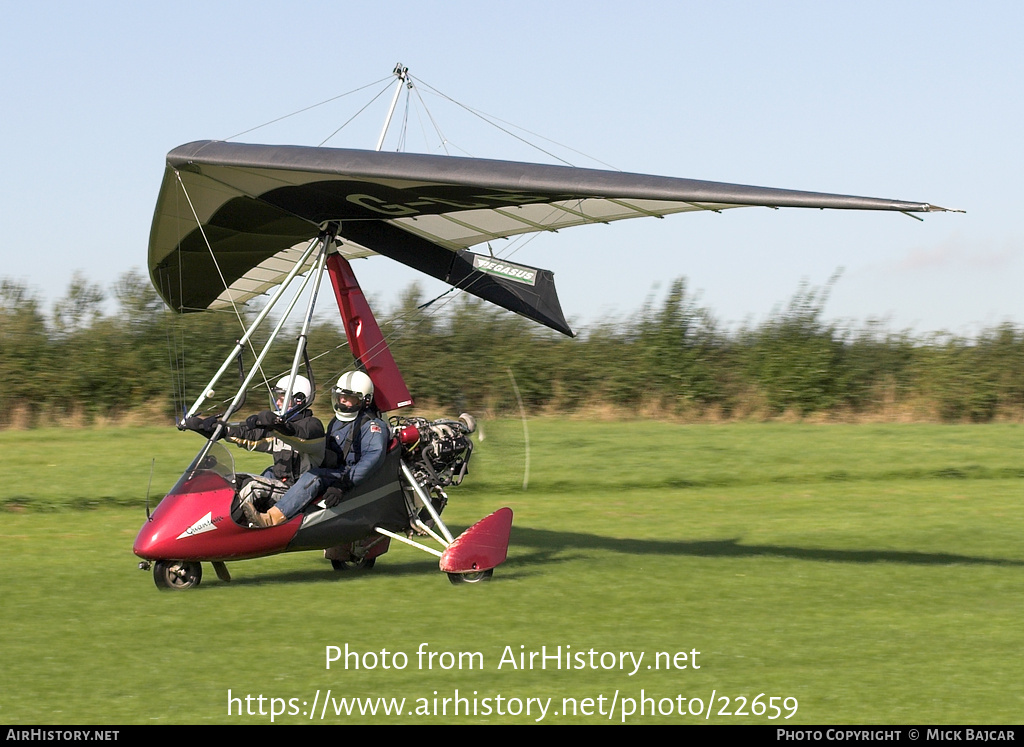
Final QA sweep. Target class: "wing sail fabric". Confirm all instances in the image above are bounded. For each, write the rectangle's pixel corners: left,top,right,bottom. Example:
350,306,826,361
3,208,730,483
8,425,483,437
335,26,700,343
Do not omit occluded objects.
150,140,954,334
337,220,572,336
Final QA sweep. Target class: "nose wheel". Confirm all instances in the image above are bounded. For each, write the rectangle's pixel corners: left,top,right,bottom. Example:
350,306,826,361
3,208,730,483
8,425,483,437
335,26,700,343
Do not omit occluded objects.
153,560,203,590
447,569,493,585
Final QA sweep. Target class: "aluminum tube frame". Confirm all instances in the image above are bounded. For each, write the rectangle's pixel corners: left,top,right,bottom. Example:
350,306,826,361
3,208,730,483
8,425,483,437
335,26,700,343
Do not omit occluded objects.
278,245,330,411
400,460,455,544
372,527,444,559
376,63,408,151
409,517,450,548
185,234,323,419
217,251,321,423
191,235,331,466
192,258,322,462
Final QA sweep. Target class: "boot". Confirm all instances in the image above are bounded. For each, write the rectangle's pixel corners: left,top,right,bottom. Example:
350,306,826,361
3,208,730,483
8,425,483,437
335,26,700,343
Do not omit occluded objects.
241,503,287,528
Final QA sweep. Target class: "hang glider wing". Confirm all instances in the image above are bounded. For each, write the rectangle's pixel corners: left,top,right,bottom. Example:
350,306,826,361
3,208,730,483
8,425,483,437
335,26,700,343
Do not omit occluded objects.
149,140,956,336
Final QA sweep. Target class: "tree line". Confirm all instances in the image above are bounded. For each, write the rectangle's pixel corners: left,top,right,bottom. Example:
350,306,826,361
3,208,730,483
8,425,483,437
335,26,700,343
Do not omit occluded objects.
1,271,1021,426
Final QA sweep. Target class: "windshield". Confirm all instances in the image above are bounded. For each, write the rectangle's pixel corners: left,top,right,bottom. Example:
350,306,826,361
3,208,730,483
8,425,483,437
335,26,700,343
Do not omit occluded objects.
167,441,236,496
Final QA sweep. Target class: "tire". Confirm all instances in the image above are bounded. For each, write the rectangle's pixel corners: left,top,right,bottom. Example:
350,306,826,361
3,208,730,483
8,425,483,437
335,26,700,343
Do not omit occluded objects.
331,557,376,571
153,560,202,590
447,569,493,585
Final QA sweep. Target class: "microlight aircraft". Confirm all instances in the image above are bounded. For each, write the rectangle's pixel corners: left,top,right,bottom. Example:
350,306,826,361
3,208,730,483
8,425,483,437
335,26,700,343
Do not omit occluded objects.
132,70,957,590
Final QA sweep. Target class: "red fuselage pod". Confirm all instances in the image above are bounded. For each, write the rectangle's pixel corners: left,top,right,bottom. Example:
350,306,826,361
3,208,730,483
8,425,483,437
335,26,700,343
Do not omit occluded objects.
133,470,299,562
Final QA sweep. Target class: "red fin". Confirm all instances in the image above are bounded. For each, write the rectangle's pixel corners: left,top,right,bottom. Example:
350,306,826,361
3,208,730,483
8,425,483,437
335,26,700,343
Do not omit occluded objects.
326,254,413,412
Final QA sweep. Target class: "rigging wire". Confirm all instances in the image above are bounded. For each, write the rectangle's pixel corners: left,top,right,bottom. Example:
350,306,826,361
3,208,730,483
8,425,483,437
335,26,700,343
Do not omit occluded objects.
413,76,569,167
395,87,411,152
376,71,611,273
166,188,187,418
173,172,248,331
416,77,621,171
172,68,591,414
318,82,395,147
410,79,453,155
183,235,553,417
171,171,277,410
223,76,393,142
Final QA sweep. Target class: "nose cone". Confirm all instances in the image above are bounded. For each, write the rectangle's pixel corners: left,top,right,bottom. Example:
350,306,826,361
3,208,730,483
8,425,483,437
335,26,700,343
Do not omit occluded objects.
133,523,155,558
131,476,235,560
133,519,174,559
132,482,297,562
133,505,205,559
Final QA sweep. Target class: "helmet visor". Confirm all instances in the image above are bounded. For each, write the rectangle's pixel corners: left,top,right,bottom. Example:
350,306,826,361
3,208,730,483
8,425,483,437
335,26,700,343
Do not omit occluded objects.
271,387,307,414
271,387,290,414
332,387,364,416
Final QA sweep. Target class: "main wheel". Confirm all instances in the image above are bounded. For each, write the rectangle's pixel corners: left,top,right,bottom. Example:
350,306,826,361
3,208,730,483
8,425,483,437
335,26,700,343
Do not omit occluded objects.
153,560,202,590
331,557,376,571
447,569,493,585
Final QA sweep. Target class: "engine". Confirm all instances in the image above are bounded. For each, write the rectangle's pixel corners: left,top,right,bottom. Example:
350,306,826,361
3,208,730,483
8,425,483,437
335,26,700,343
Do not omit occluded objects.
392,413,475,490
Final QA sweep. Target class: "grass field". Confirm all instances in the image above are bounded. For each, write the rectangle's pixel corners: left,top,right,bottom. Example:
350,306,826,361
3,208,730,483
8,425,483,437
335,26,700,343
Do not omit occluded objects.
1,421,1021,724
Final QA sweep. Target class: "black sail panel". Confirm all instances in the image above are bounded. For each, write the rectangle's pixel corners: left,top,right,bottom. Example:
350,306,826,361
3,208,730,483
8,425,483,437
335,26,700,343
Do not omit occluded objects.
150,140,956,330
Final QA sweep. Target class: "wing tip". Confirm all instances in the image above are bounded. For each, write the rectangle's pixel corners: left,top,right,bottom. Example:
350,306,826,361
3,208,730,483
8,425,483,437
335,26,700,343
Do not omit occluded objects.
923,203,965,214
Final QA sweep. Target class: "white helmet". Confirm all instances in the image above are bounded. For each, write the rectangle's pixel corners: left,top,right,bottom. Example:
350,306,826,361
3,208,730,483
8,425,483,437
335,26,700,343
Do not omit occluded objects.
271,374,312,414
332,371,374,422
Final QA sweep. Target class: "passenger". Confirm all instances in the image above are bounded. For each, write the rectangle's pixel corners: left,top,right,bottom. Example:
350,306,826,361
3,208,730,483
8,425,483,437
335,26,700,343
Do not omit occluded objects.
241,370,388,528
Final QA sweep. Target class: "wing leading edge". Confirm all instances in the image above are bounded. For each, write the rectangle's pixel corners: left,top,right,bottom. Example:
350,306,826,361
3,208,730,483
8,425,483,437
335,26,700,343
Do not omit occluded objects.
149,140,956,336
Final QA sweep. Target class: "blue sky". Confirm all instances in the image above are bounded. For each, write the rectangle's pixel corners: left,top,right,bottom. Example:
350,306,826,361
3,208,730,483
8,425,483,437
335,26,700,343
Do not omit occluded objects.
1,1,1020,336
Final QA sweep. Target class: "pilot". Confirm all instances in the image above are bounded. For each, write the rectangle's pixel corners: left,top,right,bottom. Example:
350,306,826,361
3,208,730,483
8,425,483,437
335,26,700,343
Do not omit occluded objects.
182,375,326,508
241,370,388,528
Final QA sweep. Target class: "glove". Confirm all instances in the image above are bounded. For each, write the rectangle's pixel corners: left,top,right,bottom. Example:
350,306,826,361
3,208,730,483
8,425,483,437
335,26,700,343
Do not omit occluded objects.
322,486,347,508
246,410,282,430
182,415,218,436
322,474,353,508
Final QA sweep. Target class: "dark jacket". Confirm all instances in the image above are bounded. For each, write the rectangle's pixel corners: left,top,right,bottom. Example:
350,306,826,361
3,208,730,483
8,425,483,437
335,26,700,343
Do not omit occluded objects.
225,408,326,483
